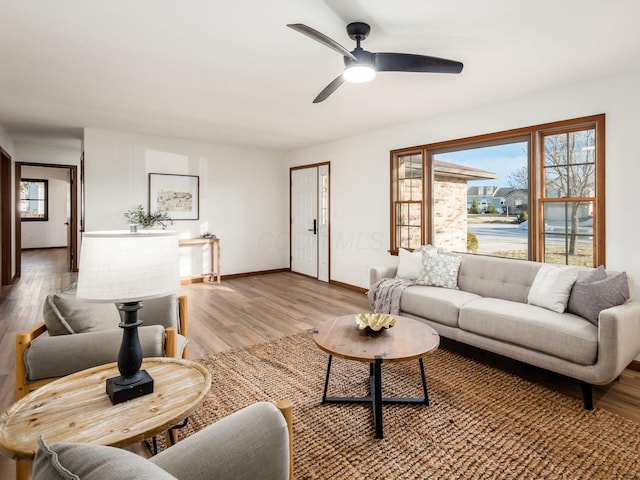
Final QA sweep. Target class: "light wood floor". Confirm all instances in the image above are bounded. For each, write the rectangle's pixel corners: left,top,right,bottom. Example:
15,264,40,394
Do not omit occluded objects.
2,249,640,477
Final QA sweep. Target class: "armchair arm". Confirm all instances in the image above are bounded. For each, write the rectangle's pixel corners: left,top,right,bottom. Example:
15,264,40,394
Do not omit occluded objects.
165,296,189,359
151,401,292,480
15,323,48,400
178,295,188,358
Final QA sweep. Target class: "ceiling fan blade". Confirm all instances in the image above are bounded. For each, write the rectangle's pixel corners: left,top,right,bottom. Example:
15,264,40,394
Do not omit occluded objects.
313,75,345,103
287,23,357,61
374,52,463,74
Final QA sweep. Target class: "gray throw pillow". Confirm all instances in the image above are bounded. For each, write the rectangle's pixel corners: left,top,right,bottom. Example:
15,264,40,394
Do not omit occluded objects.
567,270,630,325
567,265,607,314
416,250,462,289
33,436,177,480
43,291,120,335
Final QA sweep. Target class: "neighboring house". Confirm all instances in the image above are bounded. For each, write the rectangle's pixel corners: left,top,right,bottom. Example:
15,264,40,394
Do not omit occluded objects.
433,161,497,252
498,188,528,216
467,186,528,216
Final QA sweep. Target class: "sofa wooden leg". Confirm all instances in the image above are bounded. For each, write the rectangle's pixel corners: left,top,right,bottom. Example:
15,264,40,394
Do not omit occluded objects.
580,381,593,410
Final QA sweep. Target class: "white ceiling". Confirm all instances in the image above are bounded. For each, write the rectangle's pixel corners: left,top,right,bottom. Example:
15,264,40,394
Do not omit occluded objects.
1,0,639,152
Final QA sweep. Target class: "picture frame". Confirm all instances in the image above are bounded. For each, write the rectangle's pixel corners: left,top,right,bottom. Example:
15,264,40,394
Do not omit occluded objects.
148,173,199,221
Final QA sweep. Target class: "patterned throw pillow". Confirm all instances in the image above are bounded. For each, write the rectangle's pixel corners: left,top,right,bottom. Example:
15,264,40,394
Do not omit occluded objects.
415,249,462,289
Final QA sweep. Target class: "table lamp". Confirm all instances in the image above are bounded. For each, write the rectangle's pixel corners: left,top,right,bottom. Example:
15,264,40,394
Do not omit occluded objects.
76,230,180,404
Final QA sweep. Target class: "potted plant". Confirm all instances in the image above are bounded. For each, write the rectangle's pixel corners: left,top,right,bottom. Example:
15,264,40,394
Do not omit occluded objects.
124,205,173,229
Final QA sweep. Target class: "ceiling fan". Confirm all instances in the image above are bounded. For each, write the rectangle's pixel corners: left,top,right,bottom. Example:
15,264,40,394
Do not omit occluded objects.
287,22,464,103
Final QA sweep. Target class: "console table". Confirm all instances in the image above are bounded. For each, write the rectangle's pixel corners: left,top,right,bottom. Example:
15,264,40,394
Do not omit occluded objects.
179,237,221,284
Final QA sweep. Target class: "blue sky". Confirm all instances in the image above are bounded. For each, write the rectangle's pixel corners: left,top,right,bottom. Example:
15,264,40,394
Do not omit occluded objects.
434,141,528,188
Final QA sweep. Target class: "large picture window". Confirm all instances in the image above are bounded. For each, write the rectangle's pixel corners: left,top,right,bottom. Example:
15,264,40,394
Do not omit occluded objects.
20,178,49,221
390,114,605,267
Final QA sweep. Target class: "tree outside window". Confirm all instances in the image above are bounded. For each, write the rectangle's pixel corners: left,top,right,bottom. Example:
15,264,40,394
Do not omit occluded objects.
389,114,605,267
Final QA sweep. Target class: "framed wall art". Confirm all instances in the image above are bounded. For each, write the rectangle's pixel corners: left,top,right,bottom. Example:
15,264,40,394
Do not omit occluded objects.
148,173,199,220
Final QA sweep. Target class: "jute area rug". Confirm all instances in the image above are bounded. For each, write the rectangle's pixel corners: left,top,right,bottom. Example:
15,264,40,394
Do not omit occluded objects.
174,331,640,479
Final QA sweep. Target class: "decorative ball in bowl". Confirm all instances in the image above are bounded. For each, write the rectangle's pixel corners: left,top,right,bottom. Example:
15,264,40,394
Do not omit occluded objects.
354,313,396,332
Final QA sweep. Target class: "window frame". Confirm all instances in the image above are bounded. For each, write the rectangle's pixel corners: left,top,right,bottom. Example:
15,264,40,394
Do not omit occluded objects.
20,178,49,222
389,114,605,267
390,149,426,250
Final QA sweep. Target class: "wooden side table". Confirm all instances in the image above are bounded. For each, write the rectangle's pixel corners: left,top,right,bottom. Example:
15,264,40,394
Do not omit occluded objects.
0,357,211,480
313,314,440,439
179,237,221,284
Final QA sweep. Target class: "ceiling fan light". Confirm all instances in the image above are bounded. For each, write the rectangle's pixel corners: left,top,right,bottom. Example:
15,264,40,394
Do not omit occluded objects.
343,65,376,83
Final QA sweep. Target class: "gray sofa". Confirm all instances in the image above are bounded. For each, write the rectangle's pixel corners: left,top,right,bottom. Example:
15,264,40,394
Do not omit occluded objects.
370,252,640,409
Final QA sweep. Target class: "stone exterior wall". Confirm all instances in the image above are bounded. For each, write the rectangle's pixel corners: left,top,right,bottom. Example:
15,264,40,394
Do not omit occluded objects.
433,175,468,252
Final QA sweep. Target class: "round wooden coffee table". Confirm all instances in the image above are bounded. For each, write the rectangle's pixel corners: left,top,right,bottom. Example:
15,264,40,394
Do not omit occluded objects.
0,357,211,480
313,314,440,439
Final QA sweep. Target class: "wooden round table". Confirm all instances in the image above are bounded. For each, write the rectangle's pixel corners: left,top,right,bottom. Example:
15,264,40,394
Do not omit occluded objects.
313,314,440,439
0,357,211,480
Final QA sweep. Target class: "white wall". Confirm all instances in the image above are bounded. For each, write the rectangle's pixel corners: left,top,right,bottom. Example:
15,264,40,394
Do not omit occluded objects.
15,143,80,166
20,166,69,248
0,123,15,157
83,128,289,276
285,67,640,300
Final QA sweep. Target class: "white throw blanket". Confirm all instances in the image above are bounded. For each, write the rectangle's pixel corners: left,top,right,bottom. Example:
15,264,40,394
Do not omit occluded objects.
367,277,413,314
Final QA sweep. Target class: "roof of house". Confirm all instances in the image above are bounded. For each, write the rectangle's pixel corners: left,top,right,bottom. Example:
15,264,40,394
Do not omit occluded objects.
434,161,498,181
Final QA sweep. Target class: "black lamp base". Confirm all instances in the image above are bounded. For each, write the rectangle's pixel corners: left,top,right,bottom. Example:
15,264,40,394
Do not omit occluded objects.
106,369,154,405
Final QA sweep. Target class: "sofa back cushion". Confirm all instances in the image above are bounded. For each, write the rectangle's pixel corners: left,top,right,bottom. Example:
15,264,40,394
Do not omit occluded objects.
453,253,542,303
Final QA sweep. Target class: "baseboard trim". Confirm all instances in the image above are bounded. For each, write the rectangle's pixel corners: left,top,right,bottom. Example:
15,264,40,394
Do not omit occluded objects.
221,268,291,280
329,279,368,294
180,269,369,295
180,268,291,284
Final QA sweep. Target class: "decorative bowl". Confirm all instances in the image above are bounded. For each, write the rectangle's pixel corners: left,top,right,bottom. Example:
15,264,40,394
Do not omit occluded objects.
354,313,396,332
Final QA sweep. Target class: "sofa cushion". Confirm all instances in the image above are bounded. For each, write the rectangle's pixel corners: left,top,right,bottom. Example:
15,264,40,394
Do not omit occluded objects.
459,297,598,365
401,285,480,327
567,271,630,325
527,264,578,313
43,291,120,336
33,436,176,480
454,253,542,303
416,250,462,289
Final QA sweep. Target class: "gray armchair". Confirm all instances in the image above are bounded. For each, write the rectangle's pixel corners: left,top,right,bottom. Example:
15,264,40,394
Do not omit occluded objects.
15,288,188,400
32,401,293,480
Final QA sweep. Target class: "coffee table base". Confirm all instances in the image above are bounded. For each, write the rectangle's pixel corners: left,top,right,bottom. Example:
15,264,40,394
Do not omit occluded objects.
321,355,430,439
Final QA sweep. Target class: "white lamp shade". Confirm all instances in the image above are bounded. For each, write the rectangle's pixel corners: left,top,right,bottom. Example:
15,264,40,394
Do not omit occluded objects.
76,230,180,303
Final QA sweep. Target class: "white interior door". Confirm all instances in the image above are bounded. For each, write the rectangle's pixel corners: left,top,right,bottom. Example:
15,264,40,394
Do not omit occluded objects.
291,168,318,277
291,165,330,281
317,164,329,282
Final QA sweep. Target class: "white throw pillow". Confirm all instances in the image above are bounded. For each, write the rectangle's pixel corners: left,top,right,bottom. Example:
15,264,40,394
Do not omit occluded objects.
396,248,423,280
527,264,579,313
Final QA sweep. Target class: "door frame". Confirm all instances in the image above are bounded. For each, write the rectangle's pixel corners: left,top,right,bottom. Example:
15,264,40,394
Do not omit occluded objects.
1,147,12,284
15,162,79,275
289,162,330,281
